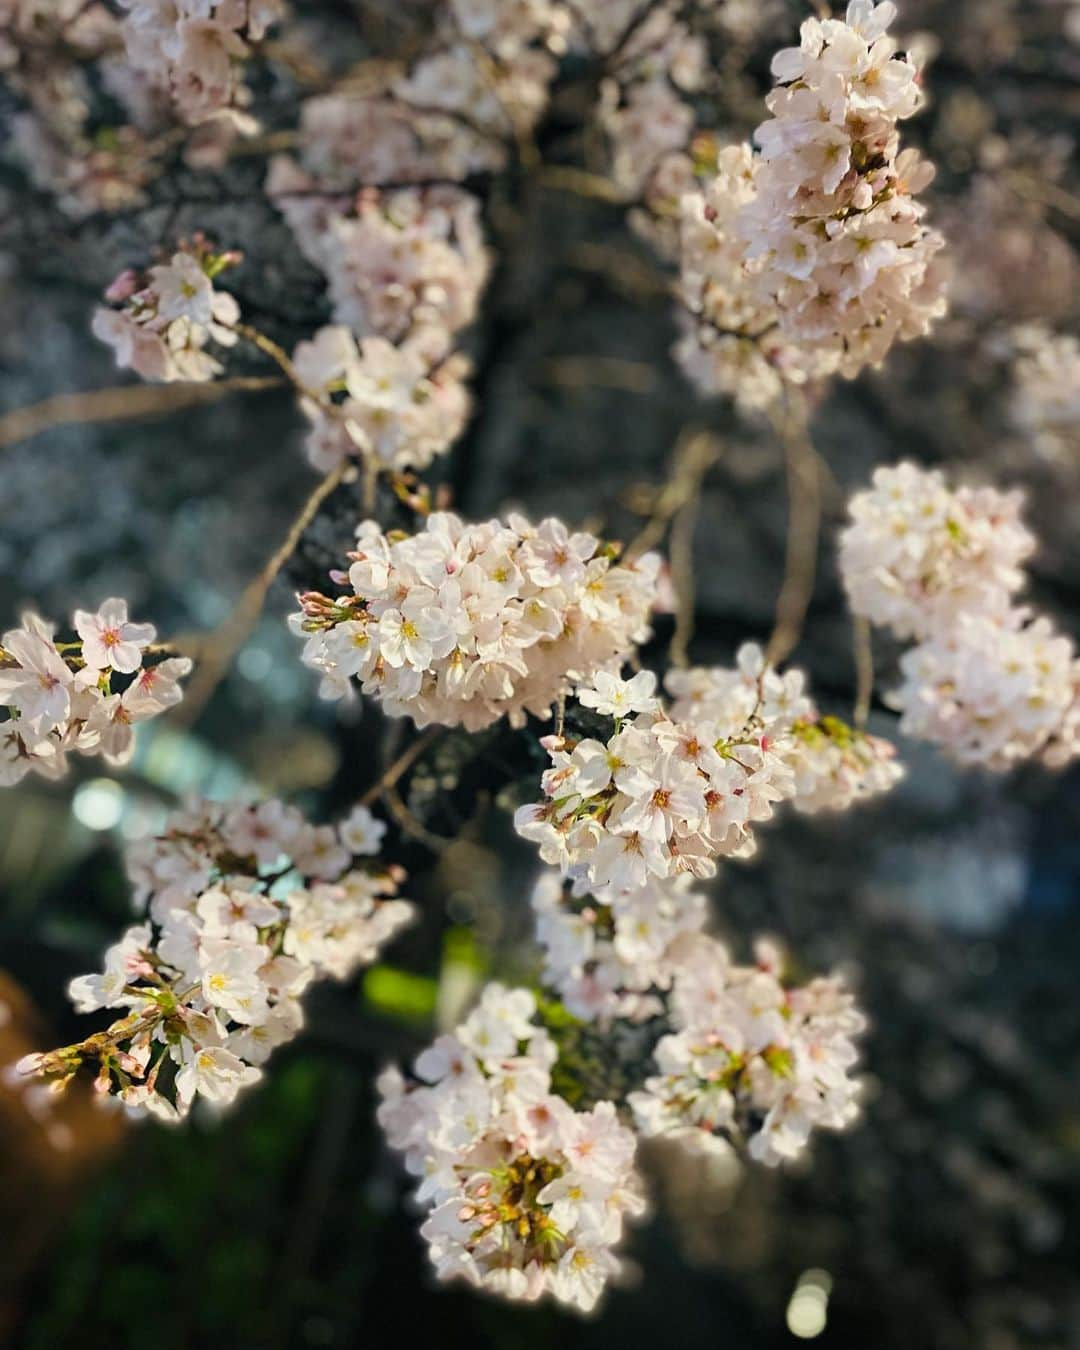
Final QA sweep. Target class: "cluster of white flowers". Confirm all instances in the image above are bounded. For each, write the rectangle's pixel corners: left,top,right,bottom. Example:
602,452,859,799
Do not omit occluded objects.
739,0,946,376
92,241,242,383
115,0,283,126
1007,325,1080,463
889,613,1080,771
672,143,844,412
840,461,1035,641
532,871,708,1024
516,646,901,889
266,174,488,471
782,714,903,814
0,599,191,787
629,934,866,1166
672,2,947,406
291,513,662,731
291,325,471,475
20,799,412,1120
377,983,645,1312
590,4,706,197
841,462,1080,769
270,182,491,361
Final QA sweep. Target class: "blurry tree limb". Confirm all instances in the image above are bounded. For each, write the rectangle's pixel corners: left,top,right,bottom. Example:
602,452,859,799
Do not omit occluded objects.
624,426,723,560
539,356,657,394
536,165,631,204
853,616,874,728
1005,170,1080,224
0,377,283,451
766,392,822,666
563,241,672,301
668,490,702,669
382,783,452,852
359,727,443,808
623,427,724,668
170,460,352,725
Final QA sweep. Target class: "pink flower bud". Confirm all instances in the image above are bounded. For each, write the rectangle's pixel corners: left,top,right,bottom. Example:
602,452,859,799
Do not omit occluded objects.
104,269,139,304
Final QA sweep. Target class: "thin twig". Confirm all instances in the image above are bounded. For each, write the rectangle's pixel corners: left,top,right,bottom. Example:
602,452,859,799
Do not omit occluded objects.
852,616,874,728
382,783,451,852
358,727,443,808
624,427,723,560
668,491,701,669
171,461,351,726
535,165,630,204
539,357,657,394
766,390,822,667
0,378,283,451
235,322,315,399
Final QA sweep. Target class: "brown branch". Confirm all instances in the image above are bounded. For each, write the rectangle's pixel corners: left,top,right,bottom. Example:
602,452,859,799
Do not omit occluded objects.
766,391,822,667
621,427,723,668
624,426,723,561
853,615,874,728
535,165,631,204
382,783,451,852
539,357,657,394
358,727,443,808
667,490,701,670
170,460,352,727
0,378,284,451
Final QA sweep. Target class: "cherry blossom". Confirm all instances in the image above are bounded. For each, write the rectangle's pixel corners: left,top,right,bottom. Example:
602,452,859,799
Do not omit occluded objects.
93,241,242,384
292,513,662,730
630,934,867,1166
0,601,191,786
22,798,413,1119
377,983,644,1311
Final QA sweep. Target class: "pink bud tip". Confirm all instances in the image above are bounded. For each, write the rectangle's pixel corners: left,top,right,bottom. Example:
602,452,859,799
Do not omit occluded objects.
104,269,139,303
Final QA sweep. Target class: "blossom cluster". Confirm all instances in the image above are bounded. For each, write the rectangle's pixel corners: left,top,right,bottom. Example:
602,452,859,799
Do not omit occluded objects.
291,325,471,475
841,462,1080,769
591,4,707,197
673,1,947,407
516,647,902,890
265,171,489,473
92,239,242,383
20,799,412,1119
839,461,1035,641
115,0,284,127
1007,325,1080,464
629,934,866,1166
265,0,707,446
378,937,868,1307
0,2,171,216
377,983,645,1312
740,0,946,374
270,181,491,362
0,599,191,787
532,871,708,1024
291,512,662,730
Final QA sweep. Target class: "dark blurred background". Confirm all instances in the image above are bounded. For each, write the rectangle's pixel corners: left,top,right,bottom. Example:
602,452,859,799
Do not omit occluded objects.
1,2,1079,1347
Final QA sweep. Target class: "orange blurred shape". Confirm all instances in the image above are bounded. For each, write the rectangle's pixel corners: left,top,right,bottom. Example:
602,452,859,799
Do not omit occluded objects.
0,970,127,1338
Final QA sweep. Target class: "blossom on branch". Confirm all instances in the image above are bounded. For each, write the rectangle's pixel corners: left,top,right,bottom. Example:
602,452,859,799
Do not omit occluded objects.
92,239,242,384
840,462,1035,641
841,462,1080,769
532,871,709,1023
292,325,471,475
0,599,191,787
20,798,413,1119
292,513,662,730
516,645,902,888
115,0,284,127
629,934,866,1166
377,983,645,1312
